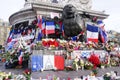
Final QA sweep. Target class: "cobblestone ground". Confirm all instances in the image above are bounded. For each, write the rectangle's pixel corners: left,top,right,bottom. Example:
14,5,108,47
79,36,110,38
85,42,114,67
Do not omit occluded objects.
31,67,120,79
0,62,120,79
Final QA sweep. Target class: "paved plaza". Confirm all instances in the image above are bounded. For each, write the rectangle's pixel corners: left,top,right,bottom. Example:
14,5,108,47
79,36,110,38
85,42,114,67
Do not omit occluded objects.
0,62,120,79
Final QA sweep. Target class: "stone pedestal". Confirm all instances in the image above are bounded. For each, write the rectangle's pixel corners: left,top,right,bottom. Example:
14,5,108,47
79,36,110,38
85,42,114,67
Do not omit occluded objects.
9,0,109,26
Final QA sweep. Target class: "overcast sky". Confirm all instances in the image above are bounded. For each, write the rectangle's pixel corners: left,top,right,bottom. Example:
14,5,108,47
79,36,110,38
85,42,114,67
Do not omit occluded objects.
0,0,120,32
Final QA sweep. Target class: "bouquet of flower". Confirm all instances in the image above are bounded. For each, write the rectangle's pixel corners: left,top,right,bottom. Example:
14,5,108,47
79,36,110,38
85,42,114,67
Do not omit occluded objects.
92,69,98,76
110,59,117,67
103,73,111,80
99,61,107,68
84,61,93,70
88,54,100,68
42,39,59,50
23,69,31,80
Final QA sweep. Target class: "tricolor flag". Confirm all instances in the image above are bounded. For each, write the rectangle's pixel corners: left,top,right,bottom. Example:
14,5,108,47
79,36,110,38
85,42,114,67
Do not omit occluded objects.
97,20,108,43
6,41,16,51
97,20,105,30
41,18,46,35
37,15,42,29
87,24,99,42
7,29,14,43
37,29,42,41
99,28,107,43
71,36,77,41
31,55,64,71
45,21,55,34
61,24,65,37
18,52,23,65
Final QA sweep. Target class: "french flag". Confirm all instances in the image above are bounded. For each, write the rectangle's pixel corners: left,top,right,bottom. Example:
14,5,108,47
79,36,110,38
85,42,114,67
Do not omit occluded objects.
41,18,46,35
45,21,55,34
7,29,14,43
18,52,23,65
97,20,107,43
37,29,42,41
87,24,99,43
37,15,42,29
6,41,16,51
99,28,107,43
97,20,105,30
61,24,65,37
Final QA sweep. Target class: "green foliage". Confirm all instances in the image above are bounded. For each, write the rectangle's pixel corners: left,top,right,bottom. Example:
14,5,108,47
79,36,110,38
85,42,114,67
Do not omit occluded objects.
103,74,111,80
84,61,93,70
92,69,98,75
0,45,2,49
23,53,30,61
2,52,11,61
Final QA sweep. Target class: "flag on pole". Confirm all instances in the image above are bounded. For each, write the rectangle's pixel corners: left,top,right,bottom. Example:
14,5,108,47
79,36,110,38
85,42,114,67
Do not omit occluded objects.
6,41,16,51
71,36,77,41
37,29,42,41
37,15,42,29
41,18,46,35
7,29,14,43
87,24,99,42
37,17,46,38
97,20,105,30
45,21,55,34
18,52,23,65
61,24,65,37
99,28,107,43
97,20,108,43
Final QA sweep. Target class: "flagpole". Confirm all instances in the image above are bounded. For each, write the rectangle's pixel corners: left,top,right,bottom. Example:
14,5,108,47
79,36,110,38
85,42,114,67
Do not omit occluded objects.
45,20,48,39
83,19,87,43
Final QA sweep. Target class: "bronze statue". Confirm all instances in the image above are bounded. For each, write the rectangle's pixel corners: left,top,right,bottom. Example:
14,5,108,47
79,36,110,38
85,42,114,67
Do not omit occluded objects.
62,4,83,38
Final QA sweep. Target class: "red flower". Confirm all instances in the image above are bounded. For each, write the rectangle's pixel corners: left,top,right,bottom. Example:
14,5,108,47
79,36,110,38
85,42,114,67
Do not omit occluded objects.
54,40,59,47
42,40,47,46
88,54,100,68
23,69,31,75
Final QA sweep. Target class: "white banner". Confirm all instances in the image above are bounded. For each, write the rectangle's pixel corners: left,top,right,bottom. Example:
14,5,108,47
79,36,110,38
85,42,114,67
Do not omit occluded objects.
71,50,107,59
94,50,106,58
71,50,81,59
12,35,34,41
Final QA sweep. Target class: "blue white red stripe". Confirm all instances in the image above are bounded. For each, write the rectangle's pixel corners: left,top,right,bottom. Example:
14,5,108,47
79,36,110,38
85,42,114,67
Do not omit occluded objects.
87,23,99,42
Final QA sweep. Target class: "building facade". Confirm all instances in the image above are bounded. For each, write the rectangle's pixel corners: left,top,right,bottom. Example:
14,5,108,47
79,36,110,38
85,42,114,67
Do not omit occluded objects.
0,19,11,45
9,0,109,25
